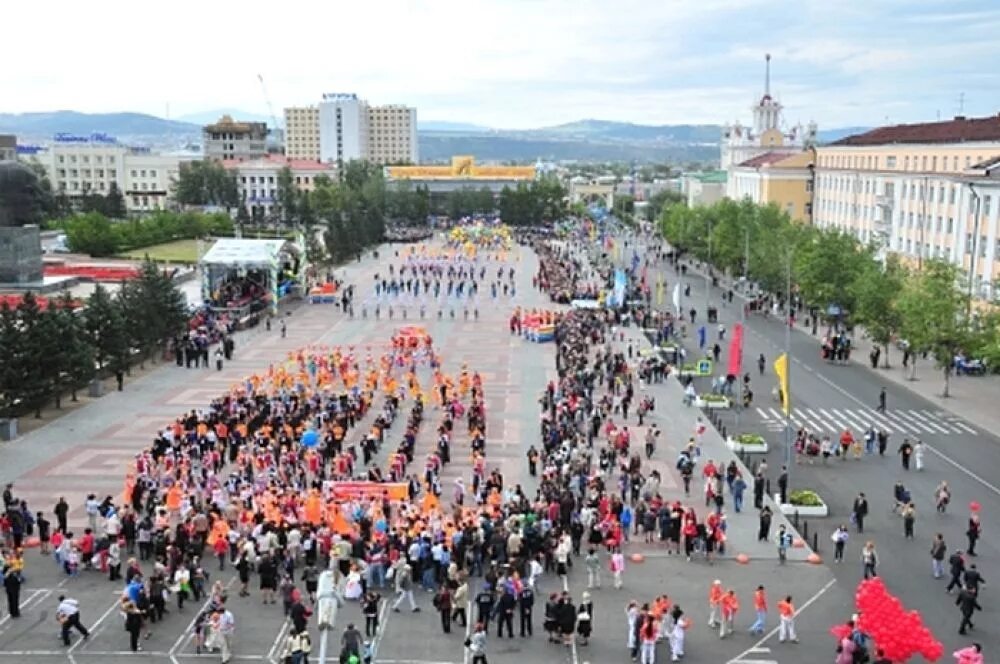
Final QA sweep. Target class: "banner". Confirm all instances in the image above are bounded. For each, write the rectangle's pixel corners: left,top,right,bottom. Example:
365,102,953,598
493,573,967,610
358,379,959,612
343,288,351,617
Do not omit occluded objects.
773,353,790,414
656,279,665,306
727,323,744,377
612,269,627,308
672,283,680,314
331,482,408,501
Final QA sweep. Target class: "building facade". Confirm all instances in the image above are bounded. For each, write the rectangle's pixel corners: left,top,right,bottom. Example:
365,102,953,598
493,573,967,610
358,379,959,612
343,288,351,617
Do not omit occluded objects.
285,95,419,165
222,155,338,218
202,115,268,162
284,106,321,161
368,104,418,164
0,135,15,161
814,115,1000,299
720,54,816,171
680,171,727,207
25,136,198,212
726,150,815,222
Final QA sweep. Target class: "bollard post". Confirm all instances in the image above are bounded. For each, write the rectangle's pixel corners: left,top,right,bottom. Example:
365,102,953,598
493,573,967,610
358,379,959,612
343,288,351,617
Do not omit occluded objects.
803,520,809,541
722,426,727,439
813,532,819,552
793,510,800,529
766,479,771,496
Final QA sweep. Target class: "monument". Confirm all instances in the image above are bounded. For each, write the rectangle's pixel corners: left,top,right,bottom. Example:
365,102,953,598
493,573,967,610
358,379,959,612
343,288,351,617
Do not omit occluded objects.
0,161,45,285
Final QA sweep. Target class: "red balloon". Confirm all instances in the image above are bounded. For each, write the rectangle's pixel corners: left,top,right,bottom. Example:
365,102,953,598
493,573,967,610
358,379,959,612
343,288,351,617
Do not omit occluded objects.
969,501,981,512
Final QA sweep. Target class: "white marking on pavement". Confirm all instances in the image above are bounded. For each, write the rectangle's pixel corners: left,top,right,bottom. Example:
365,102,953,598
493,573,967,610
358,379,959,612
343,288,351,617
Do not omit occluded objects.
728,577,836,664
756,408,768,419
371,597,391,662
169,574,237,664
905,409,951,434
0,589,46,629
266,619,290,664
69,596,123,653
812,370,1000,496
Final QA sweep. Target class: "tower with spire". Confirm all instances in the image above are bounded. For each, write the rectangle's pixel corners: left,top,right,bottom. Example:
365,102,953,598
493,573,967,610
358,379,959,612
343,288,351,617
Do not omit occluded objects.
720,54,817,170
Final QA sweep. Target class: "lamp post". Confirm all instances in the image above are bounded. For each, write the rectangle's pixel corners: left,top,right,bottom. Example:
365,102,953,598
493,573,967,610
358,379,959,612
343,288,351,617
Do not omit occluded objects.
736,225,750,430
966,183,982,316
783,249,793,475
704,217,713,319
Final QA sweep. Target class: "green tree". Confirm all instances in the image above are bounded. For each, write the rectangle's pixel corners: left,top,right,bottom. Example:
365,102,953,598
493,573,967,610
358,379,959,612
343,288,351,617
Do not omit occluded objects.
275,166,297,225
174,161,239,208
54,293,96,401
84,283,131,373
15,293,52,417
793,228,872,315
851,255,906,368
0,302,26,418
64,212,120,256
106,182,127,219
896,259,969,395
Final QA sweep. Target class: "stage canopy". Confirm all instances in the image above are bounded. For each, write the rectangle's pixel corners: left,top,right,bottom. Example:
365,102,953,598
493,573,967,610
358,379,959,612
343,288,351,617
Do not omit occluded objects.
200,238,295,268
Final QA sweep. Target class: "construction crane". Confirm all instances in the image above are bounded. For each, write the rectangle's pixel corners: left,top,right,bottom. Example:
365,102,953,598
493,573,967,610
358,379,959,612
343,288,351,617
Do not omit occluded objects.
257,74,281,141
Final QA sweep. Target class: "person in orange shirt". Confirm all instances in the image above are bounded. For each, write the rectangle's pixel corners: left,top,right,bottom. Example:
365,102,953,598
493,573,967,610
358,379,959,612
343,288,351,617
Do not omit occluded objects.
708,579,724,627
720,589,739,638
749,584,768,635
777,595,798,643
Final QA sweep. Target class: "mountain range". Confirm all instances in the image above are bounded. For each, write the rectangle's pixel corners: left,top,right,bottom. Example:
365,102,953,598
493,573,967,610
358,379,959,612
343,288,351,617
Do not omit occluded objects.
0,110,868,163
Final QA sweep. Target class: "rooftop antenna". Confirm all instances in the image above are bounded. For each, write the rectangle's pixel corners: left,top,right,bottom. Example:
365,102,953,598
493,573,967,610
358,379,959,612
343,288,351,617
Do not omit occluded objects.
765,53,771,97
958,92,966,116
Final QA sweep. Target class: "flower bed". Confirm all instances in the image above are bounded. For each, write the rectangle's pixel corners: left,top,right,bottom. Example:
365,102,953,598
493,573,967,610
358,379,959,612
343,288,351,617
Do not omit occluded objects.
727,432,769,454
693,394,730,409
774,489,829,517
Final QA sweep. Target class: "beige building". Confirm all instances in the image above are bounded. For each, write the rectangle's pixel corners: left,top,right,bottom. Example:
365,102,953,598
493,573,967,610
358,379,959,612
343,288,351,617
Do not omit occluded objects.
814,115,1000,299
222,155,337,218
727,150,815,223
284,96,418,165
202,115,268,162
368,104,418,164
284,106,321,161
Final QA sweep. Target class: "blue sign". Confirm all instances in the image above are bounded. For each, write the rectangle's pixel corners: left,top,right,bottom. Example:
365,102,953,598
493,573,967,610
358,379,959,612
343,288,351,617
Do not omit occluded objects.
53,132,118,144
16,145,44,154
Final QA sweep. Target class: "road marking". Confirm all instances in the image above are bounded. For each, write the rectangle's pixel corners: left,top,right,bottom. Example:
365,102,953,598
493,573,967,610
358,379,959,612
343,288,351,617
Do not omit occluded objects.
905,409,951,434
892,409,936,434
811,370,1000,496
168,574,237,664
830,408,867,433
728,577,836,664
803,408,838,433
952,421,978,435
69,596,123,653
880,409,921,434
371,597,391,662
266,619,290,664
757,407,769,419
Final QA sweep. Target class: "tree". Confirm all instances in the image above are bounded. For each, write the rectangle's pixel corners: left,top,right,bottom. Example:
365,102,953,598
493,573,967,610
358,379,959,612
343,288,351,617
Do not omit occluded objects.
851,255,906,368
794,227,873,315
54,293,96,401
64,212,120,256
84,283,131,374
275,166,297,225
105,182,127,219
0,302,25,418
15,293,52,417
174,161,239,208
896,259,969,395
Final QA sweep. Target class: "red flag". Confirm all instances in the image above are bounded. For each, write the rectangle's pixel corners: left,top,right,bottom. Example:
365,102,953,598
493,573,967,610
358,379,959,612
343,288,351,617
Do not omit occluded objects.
727,323,744,377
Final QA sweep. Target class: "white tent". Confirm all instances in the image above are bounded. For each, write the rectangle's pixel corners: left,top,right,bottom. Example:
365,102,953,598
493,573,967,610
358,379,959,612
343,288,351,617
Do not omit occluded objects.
200,238,290,268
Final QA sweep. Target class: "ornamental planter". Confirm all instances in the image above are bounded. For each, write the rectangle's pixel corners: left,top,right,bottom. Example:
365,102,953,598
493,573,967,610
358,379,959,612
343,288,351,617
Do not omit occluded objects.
774,491,829,517
726,434,769,454
694,396,731,409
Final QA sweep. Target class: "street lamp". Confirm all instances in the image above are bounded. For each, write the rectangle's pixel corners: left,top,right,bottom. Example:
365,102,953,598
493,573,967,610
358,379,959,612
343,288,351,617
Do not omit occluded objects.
966,183,982,315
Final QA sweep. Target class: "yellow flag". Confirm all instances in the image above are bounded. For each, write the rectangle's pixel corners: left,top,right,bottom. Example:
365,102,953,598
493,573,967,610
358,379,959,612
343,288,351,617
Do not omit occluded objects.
773,353,790,414
656,279,665,306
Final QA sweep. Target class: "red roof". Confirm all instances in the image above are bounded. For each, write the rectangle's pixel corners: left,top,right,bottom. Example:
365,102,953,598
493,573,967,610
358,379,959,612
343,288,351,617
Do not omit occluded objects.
833,115,1000,146
736,151,795,168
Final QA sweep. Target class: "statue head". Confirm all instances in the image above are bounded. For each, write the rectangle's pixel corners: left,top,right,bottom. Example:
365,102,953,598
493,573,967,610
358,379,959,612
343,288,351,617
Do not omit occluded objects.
0,161,45,227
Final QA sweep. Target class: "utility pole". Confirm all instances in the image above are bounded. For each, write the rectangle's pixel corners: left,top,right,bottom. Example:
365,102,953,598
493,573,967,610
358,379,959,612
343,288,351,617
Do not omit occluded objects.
736,226,749,430
704,218,712,319
783,251,793,476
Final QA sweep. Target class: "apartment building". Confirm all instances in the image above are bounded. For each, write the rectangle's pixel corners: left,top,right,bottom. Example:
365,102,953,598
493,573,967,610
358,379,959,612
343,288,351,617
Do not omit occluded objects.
222,155,338,218
368,104,418,164
285,94,418,165
814,115,1000,299
202,115,268,162
285,106,321,161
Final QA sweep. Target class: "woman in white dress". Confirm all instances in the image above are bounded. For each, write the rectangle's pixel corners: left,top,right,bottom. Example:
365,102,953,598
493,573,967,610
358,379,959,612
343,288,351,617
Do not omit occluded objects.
913,440,925,471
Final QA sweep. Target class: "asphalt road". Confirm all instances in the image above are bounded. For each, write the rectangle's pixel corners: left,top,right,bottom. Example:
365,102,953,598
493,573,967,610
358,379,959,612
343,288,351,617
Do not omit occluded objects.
647,253,1000,657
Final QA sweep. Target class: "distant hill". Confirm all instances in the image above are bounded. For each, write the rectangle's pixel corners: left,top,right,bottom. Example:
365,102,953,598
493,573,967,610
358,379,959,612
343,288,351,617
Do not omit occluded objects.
0,109,868,163
0,111,200,144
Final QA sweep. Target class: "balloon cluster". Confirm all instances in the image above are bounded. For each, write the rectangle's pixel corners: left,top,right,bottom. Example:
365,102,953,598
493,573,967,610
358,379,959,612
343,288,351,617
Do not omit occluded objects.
831,578,943,662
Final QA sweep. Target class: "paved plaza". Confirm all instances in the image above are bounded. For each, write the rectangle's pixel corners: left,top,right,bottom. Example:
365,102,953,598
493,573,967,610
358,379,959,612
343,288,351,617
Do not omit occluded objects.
2,240,857,664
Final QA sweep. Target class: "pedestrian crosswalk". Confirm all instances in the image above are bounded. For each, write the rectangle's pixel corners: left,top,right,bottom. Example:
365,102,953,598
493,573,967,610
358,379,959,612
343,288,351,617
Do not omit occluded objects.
755,406,977,436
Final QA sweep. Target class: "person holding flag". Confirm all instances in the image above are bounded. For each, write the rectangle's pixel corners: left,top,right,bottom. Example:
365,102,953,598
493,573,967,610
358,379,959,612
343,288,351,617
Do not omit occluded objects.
773,353,789,413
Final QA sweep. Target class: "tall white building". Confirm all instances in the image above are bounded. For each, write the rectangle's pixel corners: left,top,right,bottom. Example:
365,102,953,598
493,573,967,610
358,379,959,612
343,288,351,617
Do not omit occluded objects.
285,94,418,165
720,54,816,170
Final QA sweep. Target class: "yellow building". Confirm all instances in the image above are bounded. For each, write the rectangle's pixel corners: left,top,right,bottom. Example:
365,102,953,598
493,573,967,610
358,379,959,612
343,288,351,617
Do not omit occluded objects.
726,151,815,222
814,115,1000,299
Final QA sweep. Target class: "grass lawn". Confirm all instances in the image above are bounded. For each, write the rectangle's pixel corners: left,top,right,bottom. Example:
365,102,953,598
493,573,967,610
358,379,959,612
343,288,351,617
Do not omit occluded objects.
119,238,201,263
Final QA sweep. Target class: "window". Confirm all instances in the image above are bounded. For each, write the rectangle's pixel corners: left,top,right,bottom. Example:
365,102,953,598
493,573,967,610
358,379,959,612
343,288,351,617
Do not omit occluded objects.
130,170,137,177
931,156,937,171
985,196,992,216
82,156,89,164
948,217,954,233
953,156,959,171
966,234,973,253
109,169,116,178
936,216,942,232
908,212,914,227
981,236,988,258
96,156,103,164
995,239,1000,261
904,156,910,170
938,186,944,203
58,155,65,164
922,156,928,170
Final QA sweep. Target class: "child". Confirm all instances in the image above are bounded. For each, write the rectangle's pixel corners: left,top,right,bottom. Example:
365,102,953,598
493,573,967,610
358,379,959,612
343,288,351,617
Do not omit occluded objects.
610,549,625,589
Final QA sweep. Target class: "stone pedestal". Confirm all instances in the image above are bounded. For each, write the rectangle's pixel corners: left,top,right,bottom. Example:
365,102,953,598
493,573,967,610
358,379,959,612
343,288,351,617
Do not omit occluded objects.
0,225,43,285
0,418,17,441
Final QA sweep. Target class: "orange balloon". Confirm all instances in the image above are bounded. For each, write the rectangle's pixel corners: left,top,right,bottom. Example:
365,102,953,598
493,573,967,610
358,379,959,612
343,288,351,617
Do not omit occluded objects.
793,538,806,548
736,553,750,564
807,553,823,564
630,553,645,563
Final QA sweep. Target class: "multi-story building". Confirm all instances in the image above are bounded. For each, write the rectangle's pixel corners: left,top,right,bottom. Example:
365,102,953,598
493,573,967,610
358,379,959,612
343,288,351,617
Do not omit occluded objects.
726,150,815,223
284,106,321,161
222,155,338,219
25,135,198,212
680,171,728,207
0,135,16,161
202,115,268,162
285,95,419,165
814,115,1000,299
368,104,418,164
720,54,817,171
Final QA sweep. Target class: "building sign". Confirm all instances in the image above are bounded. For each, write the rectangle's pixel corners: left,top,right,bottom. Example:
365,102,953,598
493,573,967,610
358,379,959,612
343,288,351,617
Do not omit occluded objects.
16,145,44,154
387,155,536,181
54,132,118,144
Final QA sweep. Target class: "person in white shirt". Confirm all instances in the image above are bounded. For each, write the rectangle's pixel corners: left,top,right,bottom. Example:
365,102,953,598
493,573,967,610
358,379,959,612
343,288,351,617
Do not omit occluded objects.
57,596,90,645
216,608,235,663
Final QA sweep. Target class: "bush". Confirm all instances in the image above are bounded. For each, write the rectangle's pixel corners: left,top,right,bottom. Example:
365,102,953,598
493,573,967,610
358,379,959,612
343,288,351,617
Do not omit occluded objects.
698,393,729,403
61,211,234,257
736,433,765,445
788,489,823,507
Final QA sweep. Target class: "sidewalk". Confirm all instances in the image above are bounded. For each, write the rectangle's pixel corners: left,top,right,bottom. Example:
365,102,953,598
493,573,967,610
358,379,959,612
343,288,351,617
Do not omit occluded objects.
616,322,815,563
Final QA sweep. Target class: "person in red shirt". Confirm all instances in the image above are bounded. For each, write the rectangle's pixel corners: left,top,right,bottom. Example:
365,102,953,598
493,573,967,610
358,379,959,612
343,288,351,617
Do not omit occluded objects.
708,580,723,627
79,529,95,569
720,589,739,638
777,595,798,643
750,585,767,634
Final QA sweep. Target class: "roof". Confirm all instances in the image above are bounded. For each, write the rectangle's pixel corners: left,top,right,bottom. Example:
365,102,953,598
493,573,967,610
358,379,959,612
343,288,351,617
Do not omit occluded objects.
833,115,1000,147
200,238,295,267
970,155,1000,170
685,171,727,184
204,115,268,134
735,150,814,170
222,155,335,172
736,152,793,168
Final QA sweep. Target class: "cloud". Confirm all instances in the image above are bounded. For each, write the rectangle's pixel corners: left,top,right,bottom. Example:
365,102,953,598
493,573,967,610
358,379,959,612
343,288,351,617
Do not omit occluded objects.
1,0,997,130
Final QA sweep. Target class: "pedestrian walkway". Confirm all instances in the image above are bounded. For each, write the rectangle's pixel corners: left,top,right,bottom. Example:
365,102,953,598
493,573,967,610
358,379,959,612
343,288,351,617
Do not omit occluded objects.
754,406,978,436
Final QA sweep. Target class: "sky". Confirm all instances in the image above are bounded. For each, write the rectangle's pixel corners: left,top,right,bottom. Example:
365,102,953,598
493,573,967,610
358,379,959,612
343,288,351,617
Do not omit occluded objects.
4,0,1000,130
